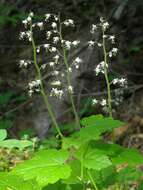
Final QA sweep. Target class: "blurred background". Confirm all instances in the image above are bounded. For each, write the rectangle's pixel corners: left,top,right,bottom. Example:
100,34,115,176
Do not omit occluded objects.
0,0,143,149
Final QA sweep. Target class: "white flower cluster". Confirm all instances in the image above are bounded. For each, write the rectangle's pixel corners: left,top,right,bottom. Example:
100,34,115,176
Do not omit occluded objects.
19,31,32,41
112,78,127,87
63,19,74,27
50,88,63,99
100,17,109,31
92,98,107,106
19,12,35,41
90,24,97,34
94,61,108,76
108,47,118,57
62,40,80,50
72,57,82,69
28,79,41,96
22,12,34,26
19,60,31,68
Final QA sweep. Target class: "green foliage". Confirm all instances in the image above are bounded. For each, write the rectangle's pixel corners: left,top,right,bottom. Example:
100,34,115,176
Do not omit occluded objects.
0,173,41,190
0,129,33,150
1,115,143,190
12,149,71,187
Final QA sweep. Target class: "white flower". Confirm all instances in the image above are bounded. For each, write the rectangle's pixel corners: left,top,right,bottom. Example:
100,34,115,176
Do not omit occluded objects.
112,78,127,87
19,60,31,68
75,65,79,69
90,24,97,34
109,48,118,57
41,64,47,70
72,40,80,47
44,44,50,49
97,43,102,47
45,13,51,20
19,32,26,40
88,40,95,47
73,57,82,69
51,47,57,52
103,22,109,30
22,19,28,26
109,35,115,43
94,61,108,76
54,55,60,61
46,31,52,39
54,15,58,21
28,89,34,96
28,80,41,95
74,57,82,64
92,99,98,105
63,19,74,26
29,12,34,17
49,62,55,66
103,35,107,39
27,16,32,22
50,88,63,99
100,17,104,23
68,85,73,93
100,99,107,106
51,22,57,29
53,36,60,44
20,31,32,41
112,47,118,54
51,81,61,86
68,67,72,72
64,41,72,50
37,22,44,30
36,47,40,53
52,71,59,76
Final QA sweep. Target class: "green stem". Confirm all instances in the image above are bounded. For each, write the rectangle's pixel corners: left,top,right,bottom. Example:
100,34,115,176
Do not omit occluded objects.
59,23,80,129
87,170,99,190
102,27,115,142
102,28,112,118
30,26,63,139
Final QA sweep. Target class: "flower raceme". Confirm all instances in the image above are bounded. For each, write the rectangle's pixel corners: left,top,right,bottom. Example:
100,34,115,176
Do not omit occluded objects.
19,12,127,116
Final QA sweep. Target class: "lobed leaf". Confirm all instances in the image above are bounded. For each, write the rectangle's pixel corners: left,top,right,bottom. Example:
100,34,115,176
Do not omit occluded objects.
11,149,71,187
0,139,33,149
0,173,41,190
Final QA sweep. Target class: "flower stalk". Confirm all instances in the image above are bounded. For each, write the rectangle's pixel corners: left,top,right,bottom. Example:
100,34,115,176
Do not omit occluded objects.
30,25,63,139
102,27,113,118
59,22,80,129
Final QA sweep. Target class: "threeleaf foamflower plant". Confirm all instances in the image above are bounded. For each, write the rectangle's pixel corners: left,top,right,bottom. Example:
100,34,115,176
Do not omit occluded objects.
19,12,83,136
90,17,127,117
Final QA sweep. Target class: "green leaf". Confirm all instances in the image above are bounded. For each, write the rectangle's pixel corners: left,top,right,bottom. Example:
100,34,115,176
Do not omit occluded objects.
76,145,112,171
117,166,143,184
83,149,112,170
12,149,71,187
81,115,103,126
62,115,124,149
0,139,33,149
81,115,123,130
89,165,117,188
64,160,84,184
0,129,7,141
90,140,125,157
0,173,41,190
112,149,143,166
